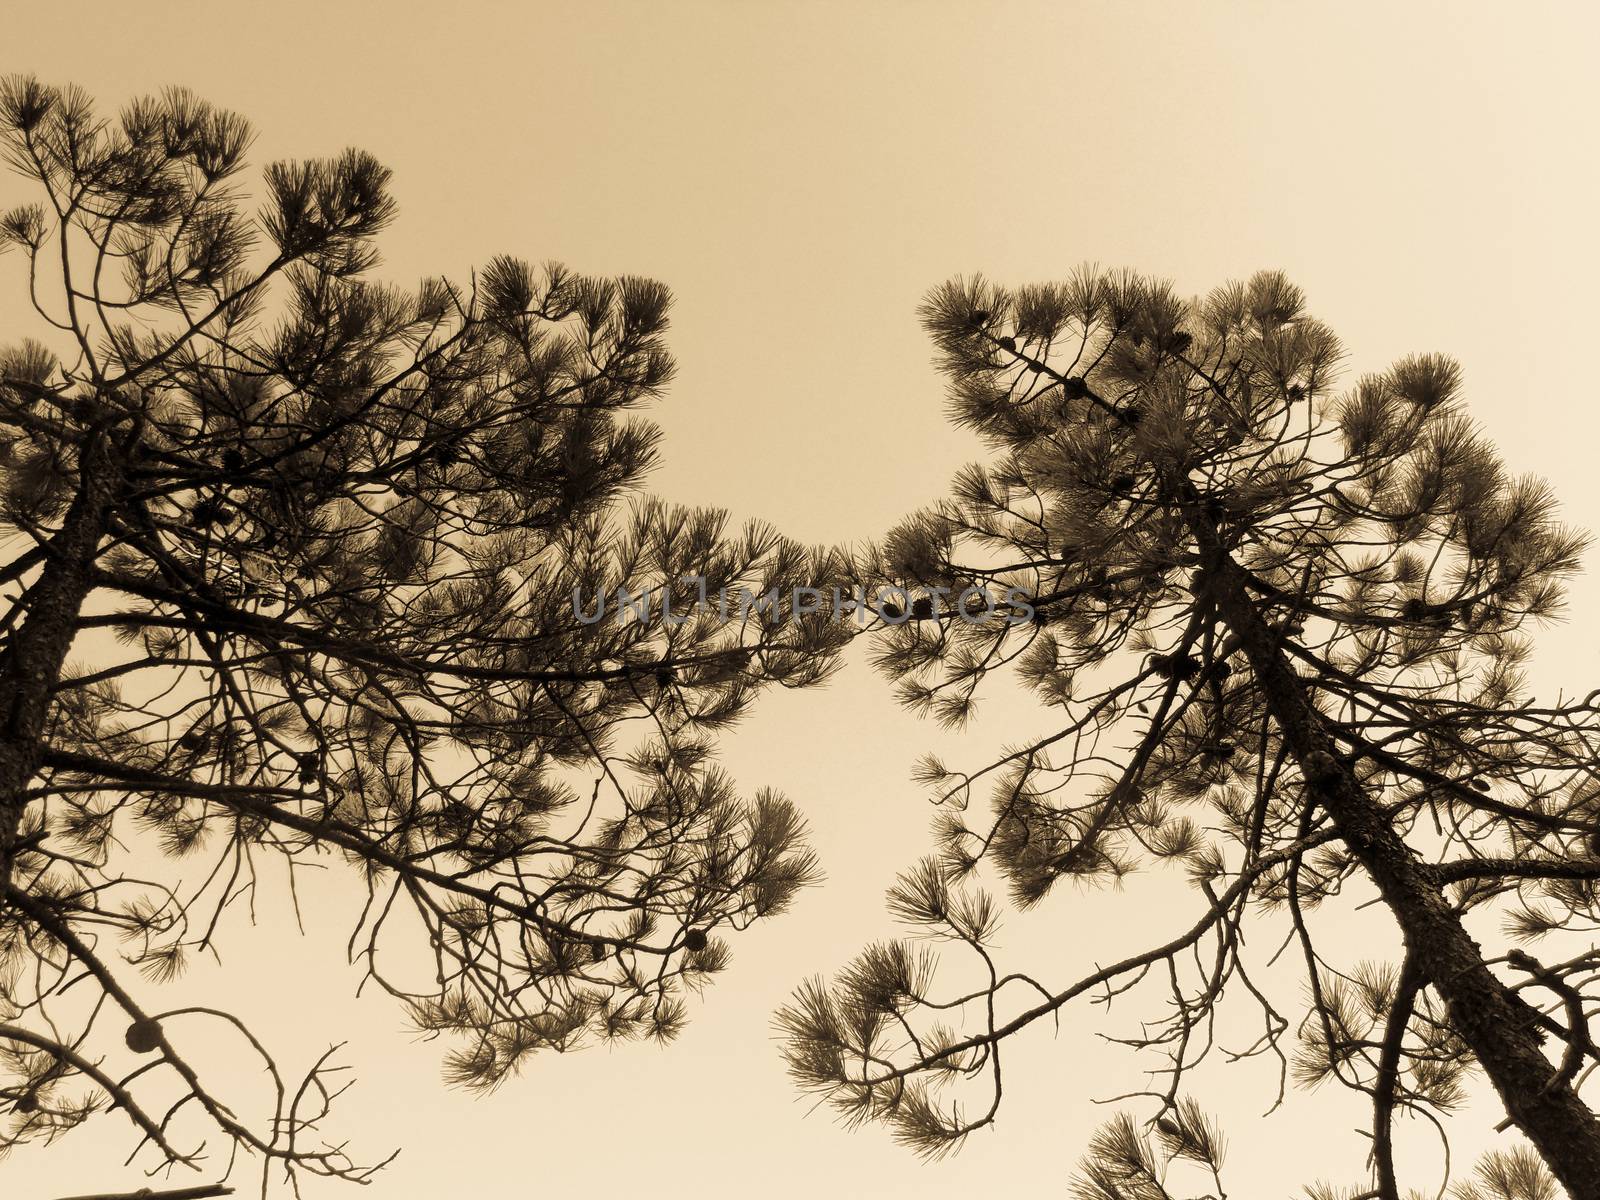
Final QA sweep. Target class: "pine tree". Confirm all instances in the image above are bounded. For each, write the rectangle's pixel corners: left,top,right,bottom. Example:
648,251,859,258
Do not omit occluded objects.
0,78,847,1191
779,268,1600,1197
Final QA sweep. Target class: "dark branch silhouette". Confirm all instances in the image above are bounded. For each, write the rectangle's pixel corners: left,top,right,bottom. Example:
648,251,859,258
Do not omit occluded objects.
780,268,1600,1198
0,77,848,1193
53,1184,233,1200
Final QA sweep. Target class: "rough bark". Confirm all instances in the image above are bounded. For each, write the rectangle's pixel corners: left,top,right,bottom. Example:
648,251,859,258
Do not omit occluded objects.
1195,529,1600,1197
0,424,122,889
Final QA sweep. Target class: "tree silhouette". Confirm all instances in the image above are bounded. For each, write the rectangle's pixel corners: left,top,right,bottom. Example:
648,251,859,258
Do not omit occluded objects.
779,268,1600,1197
0,78,847,1193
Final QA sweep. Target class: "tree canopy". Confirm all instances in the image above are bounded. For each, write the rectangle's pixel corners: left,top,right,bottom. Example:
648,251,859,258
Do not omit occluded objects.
0,77,848,1193
780,268,1600,1198
7,75,1600,1200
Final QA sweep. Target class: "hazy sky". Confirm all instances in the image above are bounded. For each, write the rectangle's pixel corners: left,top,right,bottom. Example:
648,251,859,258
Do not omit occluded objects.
5,2,1600,1197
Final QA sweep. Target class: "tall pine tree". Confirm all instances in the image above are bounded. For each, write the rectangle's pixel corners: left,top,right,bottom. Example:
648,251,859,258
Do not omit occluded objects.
781,268,1600,1198
0,78,846,1191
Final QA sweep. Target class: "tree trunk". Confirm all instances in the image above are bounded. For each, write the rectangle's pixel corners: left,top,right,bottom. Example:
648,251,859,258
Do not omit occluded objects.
1195,533,1600,1197
0,426,122,889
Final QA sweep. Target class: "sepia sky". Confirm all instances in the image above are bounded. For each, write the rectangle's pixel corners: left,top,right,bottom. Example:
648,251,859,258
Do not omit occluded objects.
5,2,1600,1196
